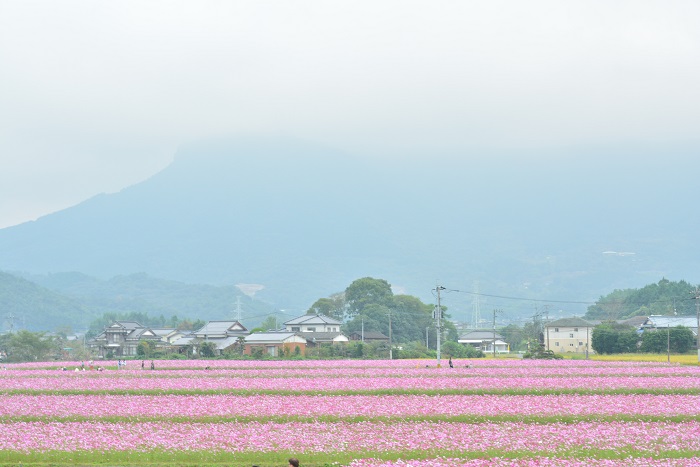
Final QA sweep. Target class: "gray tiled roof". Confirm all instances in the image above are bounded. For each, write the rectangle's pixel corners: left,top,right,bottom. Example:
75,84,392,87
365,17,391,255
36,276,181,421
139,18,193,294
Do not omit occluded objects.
545,317,594,328
245,332,301,344
459,330,504,340
284,314,342,326
297,332,348,342
350,331,389,339
193,321,248,337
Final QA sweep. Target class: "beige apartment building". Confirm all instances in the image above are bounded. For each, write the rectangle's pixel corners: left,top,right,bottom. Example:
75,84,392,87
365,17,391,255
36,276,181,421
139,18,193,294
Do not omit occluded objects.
544,317,595,354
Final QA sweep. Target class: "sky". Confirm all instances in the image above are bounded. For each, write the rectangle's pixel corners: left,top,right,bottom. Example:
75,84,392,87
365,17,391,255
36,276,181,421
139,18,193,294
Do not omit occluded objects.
1,0,699,229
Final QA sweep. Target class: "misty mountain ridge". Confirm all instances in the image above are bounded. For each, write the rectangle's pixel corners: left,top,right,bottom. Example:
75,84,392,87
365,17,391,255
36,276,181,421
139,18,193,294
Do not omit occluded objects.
1,135,699,321
1,270,276,332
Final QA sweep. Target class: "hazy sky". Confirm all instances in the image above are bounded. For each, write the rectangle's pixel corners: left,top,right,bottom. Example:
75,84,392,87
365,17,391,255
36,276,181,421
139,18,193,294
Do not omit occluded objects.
1,1,699,228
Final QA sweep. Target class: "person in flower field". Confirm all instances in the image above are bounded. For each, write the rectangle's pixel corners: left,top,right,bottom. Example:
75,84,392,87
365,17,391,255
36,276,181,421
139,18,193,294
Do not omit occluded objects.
288,457,300,467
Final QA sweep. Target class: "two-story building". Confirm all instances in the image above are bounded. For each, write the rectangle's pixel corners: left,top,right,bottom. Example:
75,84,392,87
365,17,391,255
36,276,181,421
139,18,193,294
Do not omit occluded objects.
544,317,595,354
185,320,250,356
283,314,343,333
282,313,349,347
89,321,162,358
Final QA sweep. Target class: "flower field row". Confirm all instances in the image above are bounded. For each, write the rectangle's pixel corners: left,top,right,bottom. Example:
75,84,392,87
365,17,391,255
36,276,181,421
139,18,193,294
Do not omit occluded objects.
5,359,679,370
2,358,700,466
7,365,700,377
2,420,700,454
2,374,700,393
2,393,700,419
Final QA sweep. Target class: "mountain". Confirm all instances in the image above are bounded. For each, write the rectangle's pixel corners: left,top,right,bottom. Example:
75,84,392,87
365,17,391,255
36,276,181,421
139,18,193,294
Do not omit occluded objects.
1,270,277,332
1,135,700,321
0,271,87,331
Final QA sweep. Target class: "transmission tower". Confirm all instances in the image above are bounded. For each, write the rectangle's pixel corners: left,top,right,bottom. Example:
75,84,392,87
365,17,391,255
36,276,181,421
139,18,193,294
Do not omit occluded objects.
234,296,242,322
472,281,481,329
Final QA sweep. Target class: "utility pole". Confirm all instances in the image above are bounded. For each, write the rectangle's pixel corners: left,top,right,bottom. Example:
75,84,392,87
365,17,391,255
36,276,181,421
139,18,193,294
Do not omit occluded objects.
426,326,430,349
434,285,445,366
692,287,700,363
388,310,393,360
492,309,501,358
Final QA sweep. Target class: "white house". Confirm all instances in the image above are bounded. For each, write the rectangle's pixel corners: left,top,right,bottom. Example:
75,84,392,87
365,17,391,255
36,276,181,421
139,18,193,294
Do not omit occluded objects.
458,330,509,354
284,314,342,333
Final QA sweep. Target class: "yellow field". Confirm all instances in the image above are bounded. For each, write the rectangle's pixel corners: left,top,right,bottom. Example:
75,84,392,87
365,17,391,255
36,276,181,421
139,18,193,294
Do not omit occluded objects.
588,353,700,365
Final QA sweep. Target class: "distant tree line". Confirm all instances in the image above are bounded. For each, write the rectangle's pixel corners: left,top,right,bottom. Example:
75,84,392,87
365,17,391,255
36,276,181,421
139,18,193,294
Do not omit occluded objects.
307,277,459,350
585,278,698,321
591,323,694,354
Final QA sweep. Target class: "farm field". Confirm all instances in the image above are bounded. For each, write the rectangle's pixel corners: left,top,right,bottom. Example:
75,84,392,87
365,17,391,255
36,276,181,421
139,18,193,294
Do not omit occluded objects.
1,359,700,466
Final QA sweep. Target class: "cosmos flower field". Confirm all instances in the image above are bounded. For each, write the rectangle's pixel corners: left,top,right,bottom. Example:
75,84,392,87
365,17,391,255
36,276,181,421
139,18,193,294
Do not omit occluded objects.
1,359,700,466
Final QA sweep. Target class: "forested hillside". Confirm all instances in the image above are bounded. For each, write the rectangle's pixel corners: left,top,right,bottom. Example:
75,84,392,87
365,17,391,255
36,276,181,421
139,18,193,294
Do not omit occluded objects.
0,271,87,331
585,278,698,320
1,271,278,332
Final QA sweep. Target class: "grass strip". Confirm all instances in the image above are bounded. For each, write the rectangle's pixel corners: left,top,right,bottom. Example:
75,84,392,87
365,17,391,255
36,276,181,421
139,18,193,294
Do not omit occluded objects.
1,448,700,467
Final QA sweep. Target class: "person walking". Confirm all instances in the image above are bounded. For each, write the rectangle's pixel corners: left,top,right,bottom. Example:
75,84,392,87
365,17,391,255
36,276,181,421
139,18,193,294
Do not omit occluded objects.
150,360,155,370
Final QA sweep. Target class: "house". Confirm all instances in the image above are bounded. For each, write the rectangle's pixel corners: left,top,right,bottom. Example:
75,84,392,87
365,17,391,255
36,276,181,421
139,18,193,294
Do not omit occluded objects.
88,321,161,358
150,328,187,345
544,317,594,353
640,315,698,337
188,320,250,356
297,332,349,346
458,330,509,354
284,314,342,333
244,332,307,357
349,331,390,343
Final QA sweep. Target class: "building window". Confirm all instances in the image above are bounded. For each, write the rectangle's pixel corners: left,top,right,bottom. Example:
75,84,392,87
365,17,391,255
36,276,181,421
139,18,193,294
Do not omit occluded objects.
569,333,574,338
291,327,300,332
574,328,579,332
570,343,574,347
554,328,559,332
578,341,583,346
306,327,316,332
555,342,560,347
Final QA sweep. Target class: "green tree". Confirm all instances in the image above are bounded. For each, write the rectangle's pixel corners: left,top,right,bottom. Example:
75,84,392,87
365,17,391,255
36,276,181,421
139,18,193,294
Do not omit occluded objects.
345,277,393,318
441,341,470,358
640,326,694,353
591,323,638,354
671,326,695,353
591,326,616,354
259,315,279,331
199,341,217,358
0,330,56,362
306,293,346,321
136,340,152,357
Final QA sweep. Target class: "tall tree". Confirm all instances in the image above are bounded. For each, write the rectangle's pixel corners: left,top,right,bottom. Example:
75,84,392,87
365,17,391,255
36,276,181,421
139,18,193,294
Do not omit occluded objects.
345,277,393,318
306,293,346,321
0,330,56,362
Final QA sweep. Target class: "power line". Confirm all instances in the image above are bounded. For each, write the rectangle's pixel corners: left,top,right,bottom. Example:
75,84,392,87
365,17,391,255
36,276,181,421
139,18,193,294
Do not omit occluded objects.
444,288,698,308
